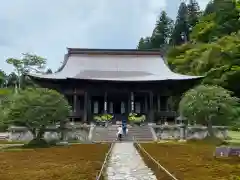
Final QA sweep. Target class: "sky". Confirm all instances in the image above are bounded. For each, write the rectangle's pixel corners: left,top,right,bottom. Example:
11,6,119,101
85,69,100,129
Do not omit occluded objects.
0,0,209,73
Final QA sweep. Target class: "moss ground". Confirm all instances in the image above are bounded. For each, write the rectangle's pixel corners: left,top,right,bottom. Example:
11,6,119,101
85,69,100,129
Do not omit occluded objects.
139,142,240,180
0,143,110,180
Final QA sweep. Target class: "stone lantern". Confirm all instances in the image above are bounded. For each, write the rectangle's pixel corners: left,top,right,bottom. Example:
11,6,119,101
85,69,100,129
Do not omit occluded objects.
176,115,187,141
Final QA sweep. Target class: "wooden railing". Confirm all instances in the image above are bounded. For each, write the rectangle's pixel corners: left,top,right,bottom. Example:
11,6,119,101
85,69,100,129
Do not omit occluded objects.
96,142,114,180
133,137,179,180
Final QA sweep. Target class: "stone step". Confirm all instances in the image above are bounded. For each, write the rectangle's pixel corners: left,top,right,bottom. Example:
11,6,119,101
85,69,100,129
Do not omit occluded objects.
128,132,152,134
92,125,154,142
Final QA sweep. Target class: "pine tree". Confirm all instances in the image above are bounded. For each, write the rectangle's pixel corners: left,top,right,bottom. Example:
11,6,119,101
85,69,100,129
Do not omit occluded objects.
137,37,152,50
187,0,200,29
150,11,173,49
204,1,215,15
170,2,189,45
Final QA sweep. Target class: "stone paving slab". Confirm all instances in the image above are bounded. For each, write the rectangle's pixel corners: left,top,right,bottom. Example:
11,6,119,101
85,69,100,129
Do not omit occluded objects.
107,142,157,180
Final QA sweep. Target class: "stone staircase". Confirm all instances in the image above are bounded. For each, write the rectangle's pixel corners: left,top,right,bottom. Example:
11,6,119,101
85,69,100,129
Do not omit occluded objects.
129,125,154,141
91,125,153,142
91,125,132,142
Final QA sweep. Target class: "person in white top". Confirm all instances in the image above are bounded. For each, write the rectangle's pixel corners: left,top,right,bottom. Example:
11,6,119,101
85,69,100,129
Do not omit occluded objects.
117,125,123,141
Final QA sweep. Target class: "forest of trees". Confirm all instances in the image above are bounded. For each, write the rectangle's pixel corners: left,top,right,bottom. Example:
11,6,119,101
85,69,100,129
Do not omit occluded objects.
137,0,240,97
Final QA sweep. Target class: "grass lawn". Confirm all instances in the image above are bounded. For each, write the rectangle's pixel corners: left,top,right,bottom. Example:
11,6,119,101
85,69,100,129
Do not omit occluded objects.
0,143,110,180
139,142,240,180
228,130,240,144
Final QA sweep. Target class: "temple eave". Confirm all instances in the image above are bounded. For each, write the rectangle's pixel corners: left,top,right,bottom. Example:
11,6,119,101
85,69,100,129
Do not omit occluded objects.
28,73,202,82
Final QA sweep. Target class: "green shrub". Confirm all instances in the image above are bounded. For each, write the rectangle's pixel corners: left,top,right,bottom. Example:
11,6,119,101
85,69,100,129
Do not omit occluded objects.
23,139,50,148
230,124,240,132
0,124,8,132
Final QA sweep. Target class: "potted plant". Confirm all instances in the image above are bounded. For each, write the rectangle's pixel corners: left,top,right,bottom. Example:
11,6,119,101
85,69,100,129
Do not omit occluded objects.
128,113,146,126
93,113,113,126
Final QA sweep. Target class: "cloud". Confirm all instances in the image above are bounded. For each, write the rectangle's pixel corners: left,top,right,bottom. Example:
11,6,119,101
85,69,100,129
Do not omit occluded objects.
0,0,167,73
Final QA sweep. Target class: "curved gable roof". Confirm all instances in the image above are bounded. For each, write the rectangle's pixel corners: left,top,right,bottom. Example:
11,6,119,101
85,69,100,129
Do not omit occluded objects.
29,48,202,81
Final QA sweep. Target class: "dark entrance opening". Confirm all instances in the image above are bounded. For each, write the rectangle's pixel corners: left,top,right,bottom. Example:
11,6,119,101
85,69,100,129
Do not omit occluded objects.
114,101,121,114
108,92,129,123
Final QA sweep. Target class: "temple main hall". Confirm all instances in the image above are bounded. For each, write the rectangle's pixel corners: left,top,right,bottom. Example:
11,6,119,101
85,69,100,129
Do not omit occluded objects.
29,48,201,124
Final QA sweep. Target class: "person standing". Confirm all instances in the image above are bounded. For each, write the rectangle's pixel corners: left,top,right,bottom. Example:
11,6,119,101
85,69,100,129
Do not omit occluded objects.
117,125,123,141
122,118,127,136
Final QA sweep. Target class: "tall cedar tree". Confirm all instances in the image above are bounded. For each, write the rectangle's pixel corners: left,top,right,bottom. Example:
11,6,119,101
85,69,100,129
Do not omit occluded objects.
150,11,173,49
170,2,189,45
187,0,201,30
204,0,215,15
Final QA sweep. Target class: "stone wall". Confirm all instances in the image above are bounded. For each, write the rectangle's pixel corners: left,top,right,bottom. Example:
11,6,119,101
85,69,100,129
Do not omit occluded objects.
152,125,228,140
7,124,90,142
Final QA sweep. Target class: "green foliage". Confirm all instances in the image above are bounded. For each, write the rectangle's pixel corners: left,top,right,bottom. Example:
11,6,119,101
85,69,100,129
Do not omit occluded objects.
0,88,14,114
187,0,201,29
204,1,215,15
179,85,240,135
0,88,71,140
150,11,173,49
190,13,217,42
170,2,190,45
6,72,18,88
0,69,6,87
138,9,174,50
168,31,240,96
192,0,240,43
6,53,46,74
137,37,152,50
93,114,113,122
0,88,13,97
137,0,201,48
6,53,46,89
128,113,146,123
22,139,50,148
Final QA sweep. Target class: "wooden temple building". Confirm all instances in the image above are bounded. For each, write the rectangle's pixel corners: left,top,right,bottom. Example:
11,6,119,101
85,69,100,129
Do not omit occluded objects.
29,48,201,124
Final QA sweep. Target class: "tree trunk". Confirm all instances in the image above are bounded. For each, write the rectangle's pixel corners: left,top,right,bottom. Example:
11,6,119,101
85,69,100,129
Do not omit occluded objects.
36,128,45,140
29,128,37,139
59,120,66,141
207,120,215,137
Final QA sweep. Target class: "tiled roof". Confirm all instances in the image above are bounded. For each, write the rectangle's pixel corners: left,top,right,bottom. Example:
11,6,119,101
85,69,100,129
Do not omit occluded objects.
28,48,202,81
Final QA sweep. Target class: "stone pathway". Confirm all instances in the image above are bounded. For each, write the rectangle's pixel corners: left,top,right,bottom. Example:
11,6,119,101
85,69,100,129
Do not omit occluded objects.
106,142,157,180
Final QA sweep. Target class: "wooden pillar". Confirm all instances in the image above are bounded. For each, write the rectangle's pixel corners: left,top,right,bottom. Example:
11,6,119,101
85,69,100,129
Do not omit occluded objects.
144,93,148,113
167,96,171,111
73,88,77,113
149,91,154,122
104,91,107,113
130,92,134,112
83,91,88,122
128,92,131,113
157,94,161,112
